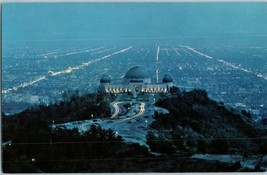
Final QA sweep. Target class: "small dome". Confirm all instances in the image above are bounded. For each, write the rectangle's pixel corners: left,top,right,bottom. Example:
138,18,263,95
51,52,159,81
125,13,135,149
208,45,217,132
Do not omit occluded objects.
100,75,111,83
162,74,173,83
124,66,150,79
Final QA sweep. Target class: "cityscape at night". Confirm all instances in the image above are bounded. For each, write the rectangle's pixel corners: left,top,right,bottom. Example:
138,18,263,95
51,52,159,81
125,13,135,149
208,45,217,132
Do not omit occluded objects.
3,39,267,119
2,2,267,173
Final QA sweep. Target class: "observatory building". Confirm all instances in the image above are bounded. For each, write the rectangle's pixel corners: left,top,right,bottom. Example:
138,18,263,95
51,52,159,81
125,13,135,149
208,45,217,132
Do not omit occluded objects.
99,66,173,95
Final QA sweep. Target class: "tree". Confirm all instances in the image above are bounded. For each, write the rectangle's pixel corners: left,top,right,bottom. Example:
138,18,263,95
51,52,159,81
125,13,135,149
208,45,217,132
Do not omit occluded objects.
258,140,267,154
147,132,176,154
261,118,267,125
170,86,180,94
197,139,207,153
210,138,229,154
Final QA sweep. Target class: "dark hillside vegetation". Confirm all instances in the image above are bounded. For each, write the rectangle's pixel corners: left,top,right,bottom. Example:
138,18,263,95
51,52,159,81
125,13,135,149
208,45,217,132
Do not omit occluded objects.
3,124,143,173
2,88,267,172
2,92,114,142
148,88,267,156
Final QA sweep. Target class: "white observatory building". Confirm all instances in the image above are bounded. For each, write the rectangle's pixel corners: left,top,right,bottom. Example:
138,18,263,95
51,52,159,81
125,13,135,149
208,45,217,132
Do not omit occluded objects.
99,66,173,95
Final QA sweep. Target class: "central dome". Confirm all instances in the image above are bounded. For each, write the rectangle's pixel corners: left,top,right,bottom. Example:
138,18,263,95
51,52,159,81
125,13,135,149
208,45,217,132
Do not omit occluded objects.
124,66,150,79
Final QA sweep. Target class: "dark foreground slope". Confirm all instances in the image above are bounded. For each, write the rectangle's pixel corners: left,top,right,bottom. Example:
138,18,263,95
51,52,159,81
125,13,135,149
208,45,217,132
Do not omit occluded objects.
2,88,267,172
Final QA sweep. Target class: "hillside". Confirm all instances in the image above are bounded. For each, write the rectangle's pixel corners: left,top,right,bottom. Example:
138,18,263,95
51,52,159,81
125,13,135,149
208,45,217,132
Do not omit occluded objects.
147,88,267,156
2,88,267,172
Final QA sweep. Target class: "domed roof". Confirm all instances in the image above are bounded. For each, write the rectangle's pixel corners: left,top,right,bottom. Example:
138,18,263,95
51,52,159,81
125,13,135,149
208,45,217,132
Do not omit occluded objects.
100,75,111,83
124,66,150,79
162,74,173,83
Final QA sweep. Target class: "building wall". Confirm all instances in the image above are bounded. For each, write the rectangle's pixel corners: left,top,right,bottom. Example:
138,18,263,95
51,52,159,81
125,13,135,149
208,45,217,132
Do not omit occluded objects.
100,82,173,94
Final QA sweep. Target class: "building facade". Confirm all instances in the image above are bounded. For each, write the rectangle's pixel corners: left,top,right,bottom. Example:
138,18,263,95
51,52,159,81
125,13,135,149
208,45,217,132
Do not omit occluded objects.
99,66,173,95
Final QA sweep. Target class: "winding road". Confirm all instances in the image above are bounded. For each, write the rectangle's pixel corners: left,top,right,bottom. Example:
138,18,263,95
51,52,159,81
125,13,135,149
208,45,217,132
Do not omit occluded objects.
57,94,168,147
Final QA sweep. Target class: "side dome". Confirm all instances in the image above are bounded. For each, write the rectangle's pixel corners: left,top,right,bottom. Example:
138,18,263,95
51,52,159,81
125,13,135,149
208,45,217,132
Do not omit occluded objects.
100,75,111,83
124,66,150,79
162,74,173,83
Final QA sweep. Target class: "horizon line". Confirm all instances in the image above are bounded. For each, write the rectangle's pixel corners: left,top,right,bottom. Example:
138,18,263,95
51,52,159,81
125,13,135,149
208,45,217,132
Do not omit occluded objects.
2,0,267,3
